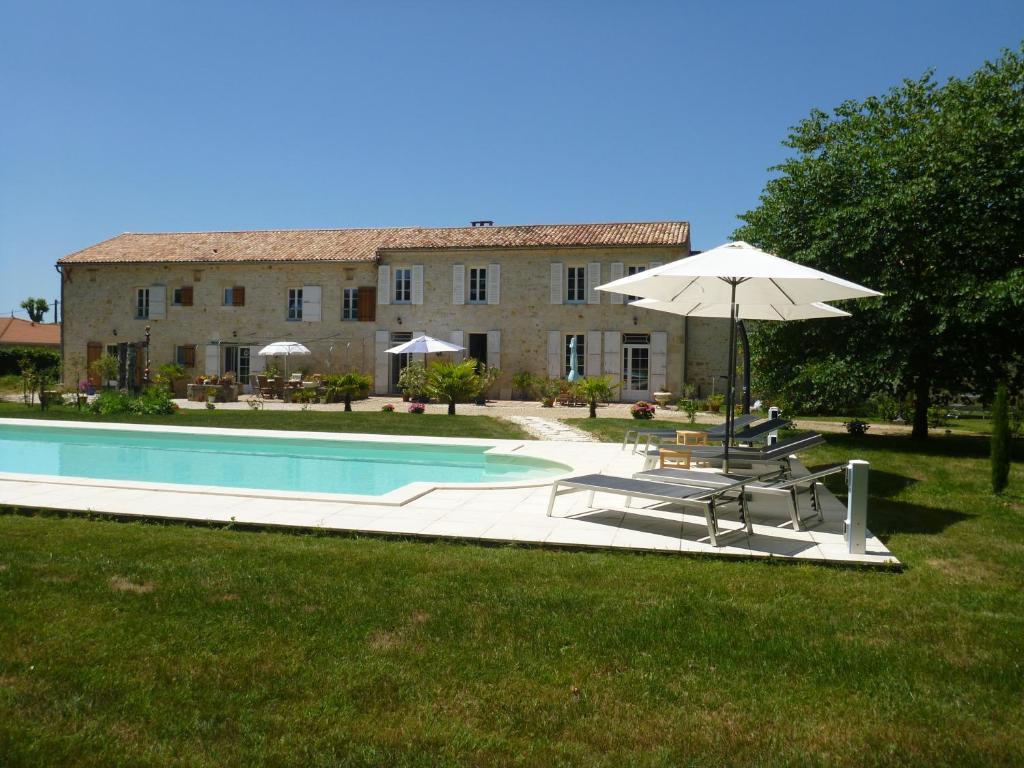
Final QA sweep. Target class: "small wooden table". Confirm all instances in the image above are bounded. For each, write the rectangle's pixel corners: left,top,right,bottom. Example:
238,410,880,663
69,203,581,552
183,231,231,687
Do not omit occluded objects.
675,430,708,446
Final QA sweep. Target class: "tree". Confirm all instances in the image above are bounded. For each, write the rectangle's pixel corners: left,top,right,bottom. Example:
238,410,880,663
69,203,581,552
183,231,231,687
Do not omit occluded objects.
326,372,372,412
991,383,1011,493
20,297,49,323
573,376,617,418
734,44,1024,438
426,360,481,415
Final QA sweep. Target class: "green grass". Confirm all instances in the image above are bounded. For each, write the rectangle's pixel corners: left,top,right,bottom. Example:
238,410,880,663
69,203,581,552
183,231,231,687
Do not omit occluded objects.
0,401,529,440
564,417,715,443
2,426,1023,765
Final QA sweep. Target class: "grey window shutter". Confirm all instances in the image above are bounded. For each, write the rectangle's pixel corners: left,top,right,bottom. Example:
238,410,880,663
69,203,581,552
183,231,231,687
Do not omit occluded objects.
650,331,668,392
603,332,621,378
411,265,424,305
452,265,465,305
587,262,601,304
609,263,624,304
550,263,563,305
487,264,500,305
547,330,562,377
377,266,391,305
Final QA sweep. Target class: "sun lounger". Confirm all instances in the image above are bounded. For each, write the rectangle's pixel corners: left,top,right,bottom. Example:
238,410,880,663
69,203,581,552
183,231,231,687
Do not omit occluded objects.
634,464,845,531
641,432,826,473
622,413,760,451
731,417,792,444
546,473,750,547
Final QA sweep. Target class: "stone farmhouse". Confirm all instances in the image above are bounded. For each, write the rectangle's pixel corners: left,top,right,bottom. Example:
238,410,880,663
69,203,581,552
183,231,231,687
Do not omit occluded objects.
57,221,730,400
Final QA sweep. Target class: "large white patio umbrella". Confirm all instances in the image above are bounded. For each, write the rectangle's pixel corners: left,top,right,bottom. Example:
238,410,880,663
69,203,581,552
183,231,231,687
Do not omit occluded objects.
599,241,881,470
386,335,465,355
257,340,312,378
629,298,852,321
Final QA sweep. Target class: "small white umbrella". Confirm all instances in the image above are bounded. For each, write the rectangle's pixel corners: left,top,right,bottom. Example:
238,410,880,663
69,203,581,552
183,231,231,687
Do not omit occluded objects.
600,241,881,470
257,340,312,378
386,335,465,355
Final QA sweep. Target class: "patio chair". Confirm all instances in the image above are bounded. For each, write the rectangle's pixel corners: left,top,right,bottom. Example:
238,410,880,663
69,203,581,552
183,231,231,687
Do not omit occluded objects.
622,413,761,451
546,473,750,547
641,432,826,474
634,464,845,531
254,374,275,398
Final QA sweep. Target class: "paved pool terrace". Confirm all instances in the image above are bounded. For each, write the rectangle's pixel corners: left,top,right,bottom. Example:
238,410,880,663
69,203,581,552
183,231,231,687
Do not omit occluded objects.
0,420,898,567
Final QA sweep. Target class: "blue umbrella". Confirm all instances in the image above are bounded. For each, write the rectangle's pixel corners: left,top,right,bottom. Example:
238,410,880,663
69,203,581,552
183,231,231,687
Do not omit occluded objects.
567,336,579,382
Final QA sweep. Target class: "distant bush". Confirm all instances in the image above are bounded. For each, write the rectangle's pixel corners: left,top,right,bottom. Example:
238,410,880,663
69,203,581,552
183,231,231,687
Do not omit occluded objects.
843,419,871,436
88,387,175,416
991,383,1010,493
0,347,60,377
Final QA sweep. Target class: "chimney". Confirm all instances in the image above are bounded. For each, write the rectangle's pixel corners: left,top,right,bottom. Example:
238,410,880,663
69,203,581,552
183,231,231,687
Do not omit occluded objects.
470,220,494,227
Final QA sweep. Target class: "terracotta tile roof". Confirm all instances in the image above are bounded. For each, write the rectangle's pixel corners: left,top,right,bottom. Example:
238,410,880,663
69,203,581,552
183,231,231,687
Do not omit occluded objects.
57,221,689,265
0,317,61,347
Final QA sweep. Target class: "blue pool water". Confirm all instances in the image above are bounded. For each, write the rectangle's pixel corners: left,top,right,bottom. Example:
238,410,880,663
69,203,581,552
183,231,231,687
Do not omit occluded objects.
0,424,566,496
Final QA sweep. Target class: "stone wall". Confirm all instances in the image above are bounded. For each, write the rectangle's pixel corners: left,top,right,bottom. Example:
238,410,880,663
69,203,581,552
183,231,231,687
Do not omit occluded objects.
60,245,730,399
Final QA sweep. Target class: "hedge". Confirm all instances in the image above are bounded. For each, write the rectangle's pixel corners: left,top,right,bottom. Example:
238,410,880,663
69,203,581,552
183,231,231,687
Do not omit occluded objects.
0,346,61,377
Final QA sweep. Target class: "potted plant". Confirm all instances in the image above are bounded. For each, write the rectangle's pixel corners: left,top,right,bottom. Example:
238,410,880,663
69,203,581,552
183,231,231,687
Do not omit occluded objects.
630,401,656,420
397,361,427,402
474,363,500,405
537,378,562,408
706,393,725,413
512,371,536,401
407,402,426,414
653,390,674,408
205,385,219,405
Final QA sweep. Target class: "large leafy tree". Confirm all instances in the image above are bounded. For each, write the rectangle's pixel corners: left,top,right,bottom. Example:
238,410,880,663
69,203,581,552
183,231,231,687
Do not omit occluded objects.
735,44,1024,438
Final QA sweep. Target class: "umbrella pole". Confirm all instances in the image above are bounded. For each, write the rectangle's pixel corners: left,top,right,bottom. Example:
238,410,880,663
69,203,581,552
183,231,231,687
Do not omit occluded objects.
723,282,738,474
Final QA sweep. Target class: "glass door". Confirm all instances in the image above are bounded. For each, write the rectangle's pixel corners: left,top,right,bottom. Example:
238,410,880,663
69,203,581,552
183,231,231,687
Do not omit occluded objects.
389,332,413,393
621,338,651,401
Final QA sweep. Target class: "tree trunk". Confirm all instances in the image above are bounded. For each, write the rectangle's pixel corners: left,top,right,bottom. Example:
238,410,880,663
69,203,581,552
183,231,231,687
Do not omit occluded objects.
912,375,930,440
589,400,597,418
448,401,456,415
344,393,352,412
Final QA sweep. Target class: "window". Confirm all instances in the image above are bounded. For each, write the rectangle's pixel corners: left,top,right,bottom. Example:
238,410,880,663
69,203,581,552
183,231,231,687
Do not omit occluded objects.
175,344,196,367
172,286,193,306
394,268,412,303
342,287,359,320
626,265,645,303
469,267,487,303
135,288,150,319
566,267,585,303
288,288,303,320
564,334,585,378
223,287,245,306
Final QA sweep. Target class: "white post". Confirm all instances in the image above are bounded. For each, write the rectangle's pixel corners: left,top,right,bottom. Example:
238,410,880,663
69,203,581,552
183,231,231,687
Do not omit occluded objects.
846,460,869,554
768,405,780,446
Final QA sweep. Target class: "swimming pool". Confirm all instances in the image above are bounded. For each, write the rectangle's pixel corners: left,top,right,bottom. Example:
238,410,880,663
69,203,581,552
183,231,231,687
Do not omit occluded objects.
0,422,568,497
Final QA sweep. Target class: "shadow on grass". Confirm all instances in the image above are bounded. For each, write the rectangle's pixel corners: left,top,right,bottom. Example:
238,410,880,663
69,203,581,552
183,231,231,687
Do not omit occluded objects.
868,498,974,542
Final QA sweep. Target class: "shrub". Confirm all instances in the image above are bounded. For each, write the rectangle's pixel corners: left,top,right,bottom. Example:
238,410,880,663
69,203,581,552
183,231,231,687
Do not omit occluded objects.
705,393,725,412
397,361,428,400
90,354,120,388
89,390,133,415
407,402,425,414
678,398,699,423
512,371,536,400
844,419,871,436
381,403,395,412
537,378,563,407
129,386,176,416
927,406,949,428
630,401,656,420
991,383,1010,493
0,346,60,377
323,372,372,412
574,376,617,418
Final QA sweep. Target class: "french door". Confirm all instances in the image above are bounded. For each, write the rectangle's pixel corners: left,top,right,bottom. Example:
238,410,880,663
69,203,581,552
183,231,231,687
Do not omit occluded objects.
621,334,651,401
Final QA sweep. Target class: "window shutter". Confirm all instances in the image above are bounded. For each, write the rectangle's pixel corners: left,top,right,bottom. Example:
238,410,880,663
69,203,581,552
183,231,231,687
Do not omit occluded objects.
302,285,322,321
374,330,390,393
603,332,621,378
411,265,424,305
357,287,376,321
377,265,391,305
486,330,500,371
651,331,668,392
586,331,602,378
87,341,102,385
149,285,167,319
248,346,264,373
233,286,245,306
487,264,500,305
204,344,220,377
547,331,562,378
609,263,624,304
452,265,465,305
184,345,197,367
549,263,563,305
181,286,194,306
449,330,466,360
586,263,601,304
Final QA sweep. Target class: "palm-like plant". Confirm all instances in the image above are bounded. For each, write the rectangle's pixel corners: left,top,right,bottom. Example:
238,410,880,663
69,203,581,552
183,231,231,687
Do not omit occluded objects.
326,372,372,412
573,376,617,418
426,360,482,415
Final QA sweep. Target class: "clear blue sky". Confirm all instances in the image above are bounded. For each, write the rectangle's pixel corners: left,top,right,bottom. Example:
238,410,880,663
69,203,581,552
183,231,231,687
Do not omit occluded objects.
2,1,1022,321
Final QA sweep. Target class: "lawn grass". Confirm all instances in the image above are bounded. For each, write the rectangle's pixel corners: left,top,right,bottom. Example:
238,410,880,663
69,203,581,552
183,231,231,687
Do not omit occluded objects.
0,401,529,440
1,429,1023,765
563,416,715,443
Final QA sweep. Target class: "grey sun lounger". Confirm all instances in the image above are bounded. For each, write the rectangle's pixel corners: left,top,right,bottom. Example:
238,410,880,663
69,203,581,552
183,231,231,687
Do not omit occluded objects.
622,413,759,451
634,464,845,531
546,473,751,547
641,432,826,473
